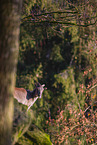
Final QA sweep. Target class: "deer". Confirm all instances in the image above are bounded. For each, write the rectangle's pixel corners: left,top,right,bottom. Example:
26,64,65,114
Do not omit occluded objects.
14,83,45,111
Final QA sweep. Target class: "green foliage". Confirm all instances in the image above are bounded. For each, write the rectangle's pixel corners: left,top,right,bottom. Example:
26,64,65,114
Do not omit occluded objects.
53,68,75,102
12,108,52,145
50,45,64,62
18,129,52,145
25,129,52,145
13,0,97,144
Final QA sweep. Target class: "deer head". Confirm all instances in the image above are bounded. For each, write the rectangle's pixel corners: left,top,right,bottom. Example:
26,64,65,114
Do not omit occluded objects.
35,82,45,98
14,83,46,111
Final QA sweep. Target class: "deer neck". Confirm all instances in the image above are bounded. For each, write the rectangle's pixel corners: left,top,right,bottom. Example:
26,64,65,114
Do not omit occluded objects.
26,89,38,100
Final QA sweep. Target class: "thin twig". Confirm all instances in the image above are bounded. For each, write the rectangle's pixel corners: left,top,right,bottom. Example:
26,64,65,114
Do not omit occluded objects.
89,84,97,90
84,105,91,113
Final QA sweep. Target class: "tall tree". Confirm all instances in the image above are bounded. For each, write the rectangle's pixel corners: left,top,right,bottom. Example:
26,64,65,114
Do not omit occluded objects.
0,0,22,145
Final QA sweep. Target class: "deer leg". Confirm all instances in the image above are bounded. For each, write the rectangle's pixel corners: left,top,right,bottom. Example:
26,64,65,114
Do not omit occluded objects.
27,97,38,111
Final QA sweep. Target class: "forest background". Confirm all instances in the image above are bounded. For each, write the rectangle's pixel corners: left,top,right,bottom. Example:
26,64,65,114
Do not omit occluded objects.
13,0,97,144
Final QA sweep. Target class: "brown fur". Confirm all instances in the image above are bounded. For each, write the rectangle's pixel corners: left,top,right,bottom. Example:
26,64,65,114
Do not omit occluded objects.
14,83,45,110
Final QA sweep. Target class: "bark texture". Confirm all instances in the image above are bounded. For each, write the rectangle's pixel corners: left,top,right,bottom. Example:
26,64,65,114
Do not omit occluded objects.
0,0,22,145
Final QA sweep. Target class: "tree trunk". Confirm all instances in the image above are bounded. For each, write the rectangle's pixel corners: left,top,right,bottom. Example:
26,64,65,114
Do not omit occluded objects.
0,1,22,145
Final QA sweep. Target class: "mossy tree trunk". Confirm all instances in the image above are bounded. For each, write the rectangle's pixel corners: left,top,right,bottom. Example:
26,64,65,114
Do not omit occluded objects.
0,0,22,145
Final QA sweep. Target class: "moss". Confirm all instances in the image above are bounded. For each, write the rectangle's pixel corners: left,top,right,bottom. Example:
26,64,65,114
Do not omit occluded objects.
18,129,52,145
25,129,52,145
